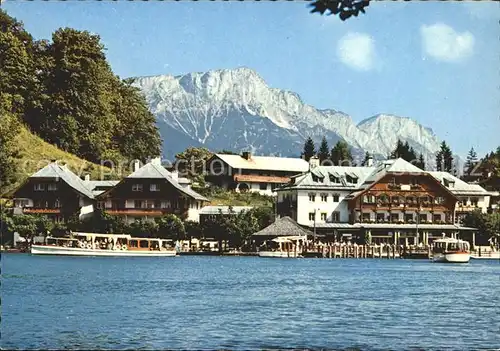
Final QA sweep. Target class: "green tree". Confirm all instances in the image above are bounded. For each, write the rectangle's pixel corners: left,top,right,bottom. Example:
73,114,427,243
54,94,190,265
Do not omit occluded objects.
156,214,186,241
111,78,161,162
436,141,453,173
462,211,500,246
361,151,371,166
330,140,353,165
416,153,425,170
184,220,202,248
0,10,37,115
390,139,417,162
6,214,53,250
302,137,316,162
464,147,478,175
174,147,213,182
0,103,21,192
317,136,330,164
309,0,370,21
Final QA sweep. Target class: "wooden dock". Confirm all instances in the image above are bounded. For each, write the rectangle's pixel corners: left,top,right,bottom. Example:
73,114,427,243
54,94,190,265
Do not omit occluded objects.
302,244,432,259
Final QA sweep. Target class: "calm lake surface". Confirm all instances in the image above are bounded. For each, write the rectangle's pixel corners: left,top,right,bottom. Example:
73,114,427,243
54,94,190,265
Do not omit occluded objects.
2,254,499,350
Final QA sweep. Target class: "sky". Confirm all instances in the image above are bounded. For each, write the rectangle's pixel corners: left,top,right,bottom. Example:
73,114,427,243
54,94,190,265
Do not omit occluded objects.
3,0,499,157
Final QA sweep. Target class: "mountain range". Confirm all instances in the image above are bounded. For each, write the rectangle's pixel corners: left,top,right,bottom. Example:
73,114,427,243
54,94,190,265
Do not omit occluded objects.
132,67,455,168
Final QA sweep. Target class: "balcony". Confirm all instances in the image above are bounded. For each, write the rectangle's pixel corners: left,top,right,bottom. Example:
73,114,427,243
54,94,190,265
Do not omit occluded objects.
104,208,185,217
22,208,61,214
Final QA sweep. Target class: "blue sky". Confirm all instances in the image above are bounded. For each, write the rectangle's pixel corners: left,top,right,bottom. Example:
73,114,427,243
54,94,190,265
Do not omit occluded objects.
3,1,499,157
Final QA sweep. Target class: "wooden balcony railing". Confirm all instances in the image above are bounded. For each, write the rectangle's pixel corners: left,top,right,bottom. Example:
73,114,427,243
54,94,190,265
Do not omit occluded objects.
22,208,61,214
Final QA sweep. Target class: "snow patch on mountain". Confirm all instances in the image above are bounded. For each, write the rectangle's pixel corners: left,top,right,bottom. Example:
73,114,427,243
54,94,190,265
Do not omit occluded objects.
132,67,449,165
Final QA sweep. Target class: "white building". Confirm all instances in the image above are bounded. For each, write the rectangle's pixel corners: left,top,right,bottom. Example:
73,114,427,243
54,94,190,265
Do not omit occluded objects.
276,157,494,245
205,152,309,196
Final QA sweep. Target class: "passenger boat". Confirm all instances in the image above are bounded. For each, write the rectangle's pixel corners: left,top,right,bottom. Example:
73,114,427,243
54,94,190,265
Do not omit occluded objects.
30,232,177,257
432,237,470,263
258,235,307,258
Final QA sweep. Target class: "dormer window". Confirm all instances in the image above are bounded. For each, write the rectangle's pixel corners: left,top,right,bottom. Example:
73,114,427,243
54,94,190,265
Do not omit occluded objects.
312,174,322,183
132,184,143,192
34,184,45,191
443,178,455,188
329,174,340,183
346,174,358,184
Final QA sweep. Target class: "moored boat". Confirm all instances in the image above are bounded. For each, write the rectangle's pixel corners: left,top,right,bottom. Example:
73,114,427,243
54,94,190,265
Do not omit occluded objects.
432,237,470,263
31,232,177,257
258,235,307,258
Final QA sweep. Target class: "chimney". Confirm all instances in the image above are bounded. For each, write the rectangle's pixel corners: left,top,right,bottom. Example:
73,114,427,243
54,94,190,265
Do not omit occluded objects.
133,160,141,172
242,151,252,160
151,156,162,166
84,174,90,182
171,170,179,182
367,155,374,167
309,156,320,170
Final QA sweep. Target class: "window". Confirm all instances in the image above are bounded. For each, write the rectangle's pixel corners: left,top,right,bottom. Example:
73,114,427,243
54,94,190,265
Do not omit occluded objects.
391,213,399,222
434,197,445,205
320,193,328,202
405,213,413,222
329,174,340,183
309,212,315,221
346,175,358,184
34,183,45,191
410,178,419,186
376,213,385,223
47,183,58,191
134,200,143,209
54,199,61,208
363,195,375,204
259,183,268,190
155,200,162,209
132,184,143,192
332,212,340,222
97,201,105,209
333,194,340,202
362,213,371,221
470,199,478,207
433,214,442,222
308,193,316,202
140,240,149,249
150,184,159,192
419,214,428,222
406,196,415,205
320,213,327,221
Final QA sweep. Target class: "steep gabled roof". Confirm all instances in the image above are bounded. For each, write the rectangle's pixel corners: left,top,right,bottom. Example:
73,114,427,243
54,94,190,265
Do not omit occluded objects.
199,206,254,215
213,153,309,173
252,216,312,237
30,163,94,199
428,172,492,195
280,166,375,190
99,161,208,201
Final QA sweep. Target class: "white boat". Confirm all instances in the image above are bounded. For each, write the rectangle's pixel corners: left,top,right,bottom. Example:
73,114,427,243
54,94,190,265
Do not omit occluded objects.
258,235,307,258
31,232,177,257
432,237,470,263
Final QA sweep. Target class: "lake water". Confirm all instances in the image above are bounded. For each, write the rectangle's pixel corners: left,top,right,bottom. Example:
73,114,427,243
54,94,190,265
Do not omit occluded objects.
1,254,499,350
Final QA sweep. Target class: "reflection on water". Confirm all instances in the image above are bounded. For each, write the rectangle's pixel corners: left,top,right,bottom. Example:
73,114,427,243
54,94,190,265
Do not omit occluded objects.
2,254,499,350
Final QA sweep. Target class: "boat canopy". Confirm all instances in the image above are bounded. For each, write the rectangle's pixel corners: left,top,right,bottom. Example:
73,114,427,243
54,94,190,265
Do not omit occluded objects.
272,235,308,243
71,232,132,239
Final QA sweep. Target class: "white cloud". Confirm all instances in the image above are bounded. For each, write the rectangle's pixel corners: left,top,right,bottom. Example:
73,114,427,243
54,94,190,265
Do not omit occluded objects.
337,32,376,71
420,23,475,63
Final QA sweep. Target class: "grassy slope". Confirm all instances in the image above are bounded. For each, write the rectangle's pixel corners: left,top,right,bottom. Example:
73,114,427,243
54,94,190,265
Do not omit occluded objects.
2,126,116,196
3,126,273,208
196,187,274,208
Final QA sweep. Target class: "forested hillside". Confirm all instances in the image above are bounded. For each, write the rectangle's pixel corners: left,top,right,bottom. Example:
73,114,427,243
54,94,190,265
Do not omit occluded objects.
0,10,161,194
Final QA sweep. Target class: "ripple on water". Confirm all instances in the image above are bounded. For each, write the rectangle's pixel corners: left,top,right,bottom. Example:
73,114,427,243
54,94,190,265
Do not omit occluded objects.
1,255,499,350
